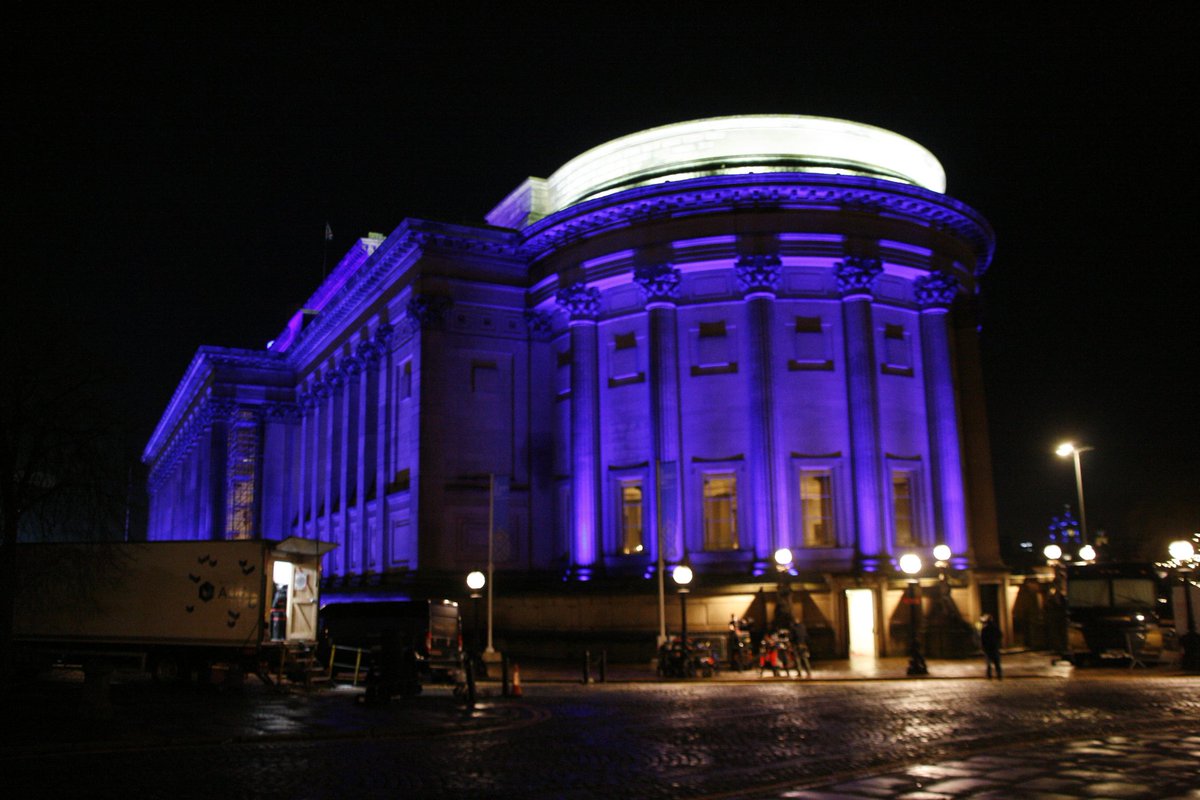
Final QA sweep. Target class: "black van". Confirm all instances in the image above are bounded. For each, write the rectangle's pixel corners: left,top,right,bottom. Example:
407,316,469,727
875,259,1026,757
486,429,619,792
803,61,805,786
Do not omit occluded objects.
319,599,463,684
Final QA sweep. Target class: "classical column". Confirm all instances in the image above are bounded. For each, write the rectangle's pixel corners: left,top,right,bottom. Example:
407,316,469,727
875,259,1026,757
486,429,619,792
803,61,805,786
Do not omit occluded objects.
297,389,315,536
373,324,394,568
340,356,362,576
634,265,685,564
556,283,602,573
736,255,783,564
837,256,886,570
915,272,969,560
309,380,327,545
357,337,382,572
325,368,346,576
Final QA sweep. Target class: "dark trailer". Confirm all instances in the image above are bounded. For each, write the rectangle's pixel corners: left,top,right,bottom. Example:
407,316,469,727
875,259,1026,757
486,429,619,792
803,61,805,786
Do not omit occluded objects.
1064,562,1167,666
318,599,463,685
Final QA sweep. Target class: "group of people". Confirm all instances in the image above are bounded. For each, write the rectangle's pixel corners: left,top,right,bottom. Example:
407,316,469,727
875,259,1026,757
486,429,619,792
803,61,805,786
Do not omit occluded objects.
727,584,1006,681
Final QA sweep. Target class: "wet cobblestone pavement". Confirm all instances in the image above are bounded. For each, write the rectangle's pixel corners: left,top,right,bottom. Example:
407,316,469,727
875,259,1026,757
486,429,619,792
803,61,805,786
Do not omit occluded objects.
2,653,1199,798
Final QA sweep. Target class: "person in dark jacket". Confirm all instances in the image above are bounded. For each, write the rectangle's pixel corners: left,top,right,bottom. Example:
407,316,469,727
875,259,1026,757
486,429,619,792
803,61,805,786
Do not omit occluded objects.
980,614,1003,679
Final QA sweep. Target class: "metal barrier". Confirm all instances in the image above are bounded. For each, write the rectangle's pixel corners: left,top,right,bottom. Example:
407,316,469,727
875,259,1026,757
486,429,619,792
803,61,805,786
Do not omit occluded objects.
326,643,368,686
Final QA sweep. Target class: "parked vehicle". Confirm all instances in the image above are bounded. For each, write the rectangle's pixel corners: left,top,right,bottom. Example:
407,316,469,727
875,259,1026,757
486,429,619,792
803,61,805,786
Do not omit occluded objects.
318,599,463,689
12,538,334,682
1064,561,1166,666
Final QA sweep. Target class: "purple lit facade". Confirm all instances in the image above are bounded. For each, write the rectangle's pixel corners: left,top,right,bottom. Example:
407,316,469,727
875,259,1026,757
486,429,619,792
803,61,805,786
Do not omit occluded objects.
144,117,1005,656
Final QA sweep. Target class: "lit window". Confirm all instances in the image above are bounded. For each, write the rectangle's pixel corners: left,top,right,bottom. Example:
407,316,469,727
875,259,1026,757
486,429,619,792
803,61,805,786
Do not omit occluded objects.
892,471,916,547
620,481,643,555
799,469,835,547
703,473,738,550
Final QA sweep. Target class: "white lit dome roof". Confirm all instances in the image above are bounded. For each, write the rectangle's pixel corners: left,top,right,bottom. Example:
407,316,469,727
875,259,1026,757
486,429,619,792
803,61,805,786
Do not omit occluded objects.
550,115,945,208
487,115,948,230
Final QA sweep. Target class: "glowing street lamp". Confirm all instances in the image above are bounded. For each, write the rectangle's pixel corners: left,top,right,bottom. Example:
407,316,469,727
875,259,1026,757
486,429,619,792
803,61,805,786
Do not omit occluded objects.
672,563,694,673
899,554,928,676
774,548,794,571
1077,544,1096,562
1055,442,1094,545
466,571,486,661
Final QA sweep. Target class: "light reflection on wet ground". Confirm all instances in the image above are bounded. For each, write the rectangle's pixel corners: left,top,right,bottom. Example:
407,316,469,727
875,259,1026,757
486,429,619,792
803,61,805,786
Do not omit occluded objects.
4,660,1200,798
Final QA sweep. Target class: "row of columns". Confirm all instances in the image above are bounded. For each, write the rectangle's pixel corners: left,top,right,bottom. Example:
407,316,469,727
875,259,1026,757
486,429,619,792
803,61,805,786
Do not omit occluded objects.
555,254,970,574
295,324,396,578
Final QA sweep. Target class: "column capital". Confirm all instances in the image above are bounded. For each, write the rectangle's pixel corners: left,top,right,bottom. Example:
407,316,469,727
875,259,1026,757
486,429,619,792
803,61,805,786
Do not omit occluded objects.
914,272,961,311
735,254,782,296
523,309,554,340
356,339,383,368
835,256,883,298
556,283,602,321
634,264,682,307
404,294,453,333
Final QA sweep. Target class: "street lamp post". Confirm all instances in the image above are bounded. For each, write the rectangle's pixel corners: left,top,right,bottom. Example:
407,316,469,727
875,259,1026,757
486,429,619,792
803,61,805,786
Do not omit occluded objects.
900,553,928,676
1169,540,1200,672
1056,442,1094,545
672,563,693,676
466,570,485,664
1043,544,1068,660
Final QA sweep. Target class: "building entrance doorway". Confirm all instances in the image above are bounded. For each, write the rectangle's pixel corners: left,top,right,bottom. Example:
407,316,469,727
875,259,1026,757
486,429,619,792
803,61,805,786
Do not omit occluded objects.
846,588,877,658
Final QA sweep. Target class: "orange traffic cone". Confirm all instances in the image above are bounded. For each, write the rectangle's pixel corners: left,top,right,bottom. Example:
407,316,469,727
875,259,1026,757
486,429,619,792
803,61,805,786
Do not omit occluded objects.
511,662,523,697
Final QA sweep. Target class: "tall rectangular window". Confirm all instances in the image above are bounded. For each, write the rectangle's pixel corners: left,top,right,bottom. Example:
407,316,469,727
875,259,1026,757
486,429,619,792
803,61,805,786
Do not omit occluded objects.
892,471,917,547
799,469,835,547
702,473,738,550
620,481,643,554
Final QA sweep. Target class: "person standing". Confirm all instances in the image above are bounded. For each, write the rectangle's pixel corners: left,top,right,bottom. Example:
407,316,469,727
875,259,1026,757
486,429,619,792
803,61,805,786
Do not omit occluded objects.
793,620,814,678
980,614,1003,679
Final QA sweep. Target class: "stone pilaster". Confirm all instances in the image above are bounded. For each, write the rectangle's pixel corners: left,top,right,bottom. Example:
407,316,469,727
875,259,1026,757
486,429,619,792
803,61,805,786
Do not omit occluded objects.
836,256,886,569
914,272,968,559
340,356,363,575
557,283,602,571
736,255,782,562
635,265,685,563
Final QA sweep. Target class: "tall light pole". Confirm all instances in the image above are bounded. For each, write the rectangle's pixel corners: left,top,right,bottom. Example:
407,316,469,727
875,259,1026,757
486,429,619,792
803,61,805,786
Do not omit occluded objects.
672,563,693,675
900,553,928,676
1056,442,1093,545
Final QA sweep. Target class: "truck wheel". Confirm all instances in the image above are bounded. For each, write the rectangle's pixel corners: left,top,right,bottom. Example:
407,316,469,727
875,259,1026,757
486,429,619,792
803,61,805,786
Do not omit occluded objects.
150,653,186,683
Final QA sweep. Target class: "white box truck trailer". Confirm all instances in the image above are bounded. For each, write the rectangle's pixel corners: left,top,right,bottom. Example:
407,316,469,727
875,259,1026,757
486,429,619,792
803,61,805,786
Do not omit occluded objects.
12,537,335,682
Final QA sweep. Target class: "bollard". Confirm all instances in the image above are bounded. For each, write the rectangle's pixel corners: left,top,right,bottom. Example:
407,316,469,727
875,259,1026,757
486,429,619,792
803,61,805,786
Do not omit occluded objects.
501,653,511,697
582,650,591,684
465,655,477,709
599,649,607,683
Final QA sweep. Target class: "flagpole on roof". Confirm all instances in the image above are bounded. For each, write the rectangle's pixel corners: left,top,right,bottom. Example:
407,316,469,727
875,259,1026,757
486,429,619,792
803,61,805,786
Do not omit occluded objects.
323,222,333,278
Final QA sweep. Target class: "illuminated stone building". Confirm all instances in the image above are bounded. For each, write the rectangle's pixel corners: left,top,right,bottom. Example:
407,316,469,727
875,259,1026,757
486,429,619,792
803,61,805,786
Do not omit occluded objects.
144,116,1004,658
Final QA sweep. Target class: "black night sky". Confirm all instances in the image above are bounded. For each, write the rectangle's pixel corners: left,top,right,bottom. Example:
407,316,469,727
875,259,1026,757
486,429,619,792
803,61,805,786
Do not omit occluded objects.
10,6,1198,559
